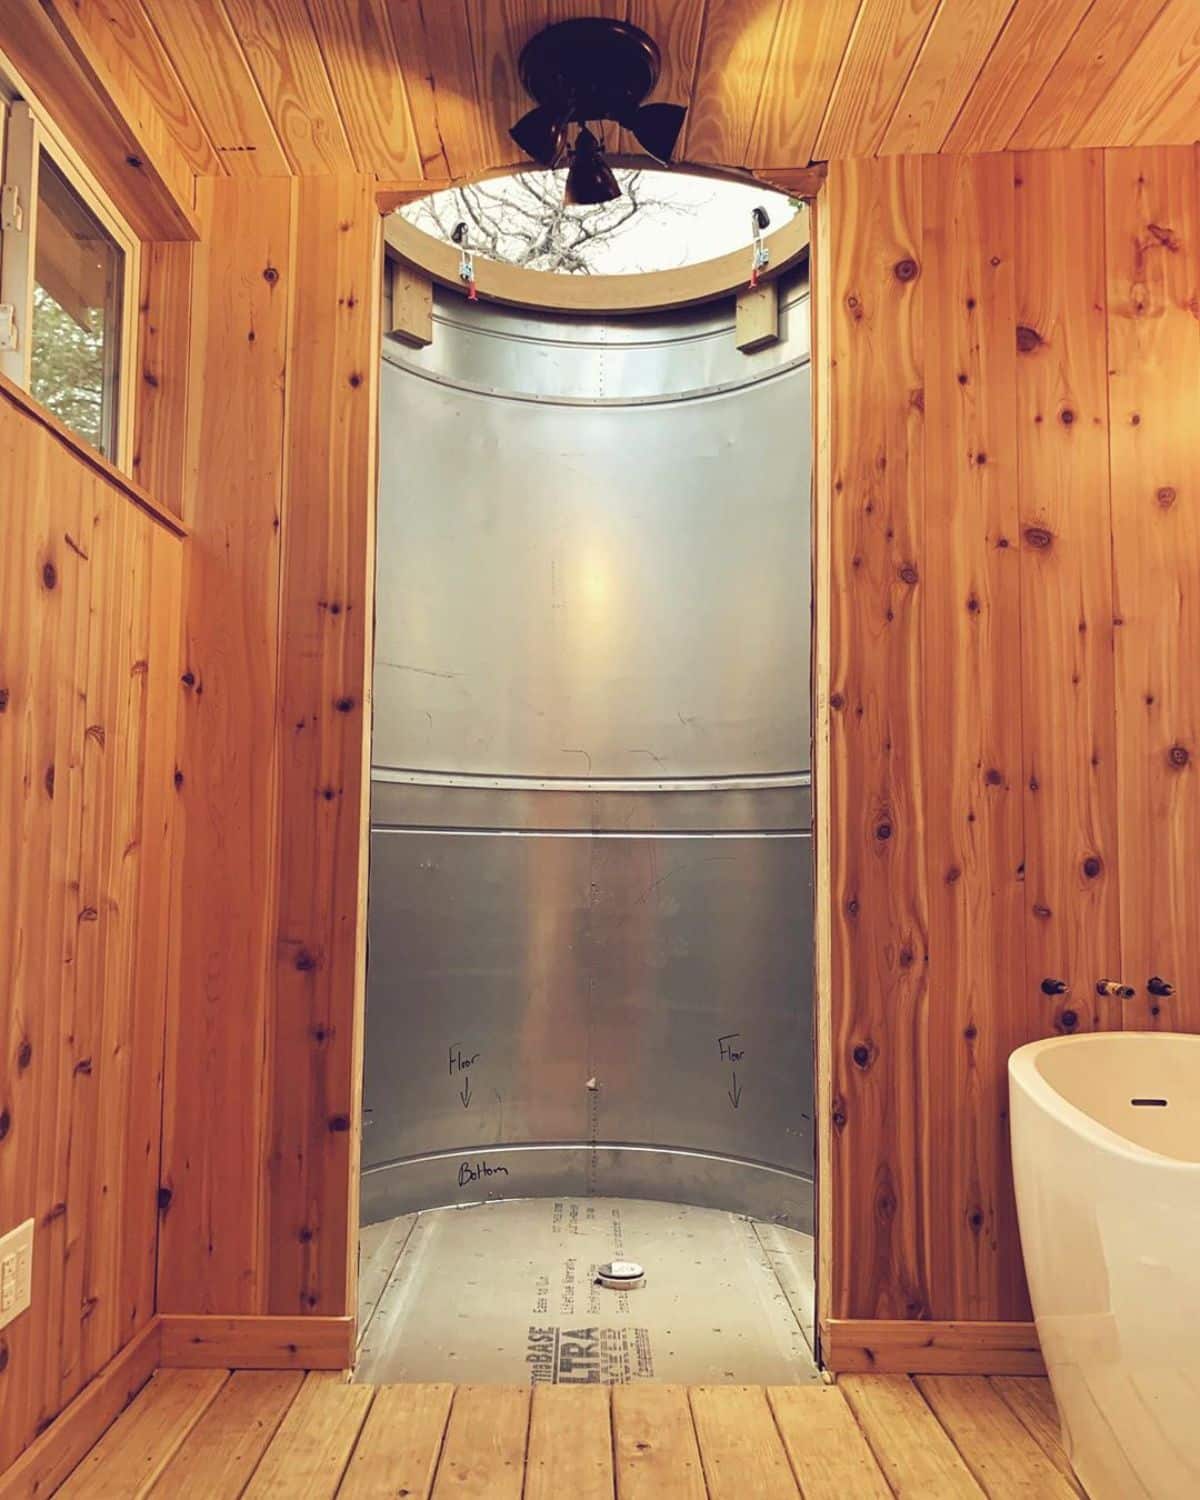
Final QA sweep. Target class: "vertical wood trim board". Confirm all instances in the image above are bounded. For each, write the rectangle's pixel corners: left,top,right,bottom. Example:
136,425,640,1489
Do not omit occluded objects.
825,154,931,1321
158,175,294,1315
153,172,381,1321
268,175,380,1316
919,151,1027,1323
1012,149,1121,1044
821,143,1200,1326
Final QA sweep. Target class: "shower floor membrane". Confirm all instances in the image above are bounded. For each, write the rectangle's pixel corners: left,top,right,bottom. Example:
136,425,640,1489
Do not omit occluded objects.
354,1196,818,1386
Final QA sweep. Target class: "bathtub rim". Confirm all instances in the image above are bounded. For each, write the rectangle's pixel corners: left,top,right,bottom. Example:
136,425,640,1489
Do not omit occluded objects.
1009,1030,1200,1170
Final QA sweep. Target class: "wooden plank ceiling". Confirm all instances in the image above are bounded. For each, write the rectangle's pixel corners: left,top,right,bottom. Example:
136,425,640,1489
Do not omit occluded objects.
70,0,1200,183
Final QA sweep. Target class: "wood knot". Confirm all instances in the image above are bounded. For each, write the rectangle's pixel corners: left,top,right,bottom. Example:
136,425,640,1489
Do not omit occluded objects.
946,865,961,884
845,292,862,321
348,372,363,389
893,258,919,283
966,594,980,614
831,1098,848,1132
967,1207,985,1233
984,767,1002,786
44,764,55,799
1147,223,1180,252
957,372,968,386
298,1226,314,1243
851,1042,873,1069
1032,903,1052,919
262,265,279,284
1024,526,1053,549
909,387,925,412
173,768,184,789
328,1114,351,1133
965,296,976,311
830,691,845,710
295,949,319,972
320,786,337,801
1061,1009,1078,1029
42,561,57,589
85,724,105,747
1168,743,1190,768
1082,855,1102,879
898,563,919,585
17,1039,32,1069
181,671,195,687
875,822,892,841
898,948,914,968
334,696,355,713
1015,325,1044,353
0,1341,7,1374
74,1056,93,1073
1131,413,1141,426
963,1024,977,1041
1157,485,1177,508
157,1186,173,1213
0,688,8,712
1060,407,1076,425
846,896,860,916
975,451,987,465
0,1108,10,1140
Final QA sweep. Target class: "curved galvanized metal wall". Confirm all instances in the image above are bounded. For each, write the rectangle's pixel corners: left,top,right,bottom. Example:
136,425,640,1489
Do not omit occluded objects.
364,271,812,1227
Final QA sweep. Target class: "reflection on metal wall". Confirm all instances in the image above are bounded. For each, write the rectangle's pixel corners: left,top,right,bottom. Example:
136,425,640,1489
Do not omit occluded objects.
365,273,813,1227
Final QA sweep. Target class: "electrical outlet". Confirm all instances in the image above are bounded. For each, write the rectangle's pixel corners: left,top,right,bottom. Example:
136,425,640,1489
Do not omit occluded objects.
0,1218,33,1331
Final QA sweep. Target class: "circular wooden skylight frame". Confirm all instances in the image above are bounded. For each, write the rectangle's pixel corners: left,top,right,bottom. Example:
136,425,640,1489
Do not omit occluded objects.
380,160,813,316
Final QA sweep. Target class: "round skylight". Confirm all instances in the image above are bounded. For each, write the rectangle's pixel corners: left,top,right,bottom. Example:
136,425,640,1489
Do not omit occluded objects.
400,167,798,277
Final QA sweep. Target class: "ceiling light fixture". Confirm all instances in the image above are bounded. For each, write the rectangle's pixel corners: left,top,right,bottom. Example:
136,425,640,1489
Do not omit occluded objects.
509,18,687,205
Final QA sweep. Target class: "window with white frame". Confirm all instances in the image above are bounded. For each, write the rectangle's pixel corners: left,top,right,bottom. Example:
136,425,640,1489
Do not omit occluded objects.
0,76,139,466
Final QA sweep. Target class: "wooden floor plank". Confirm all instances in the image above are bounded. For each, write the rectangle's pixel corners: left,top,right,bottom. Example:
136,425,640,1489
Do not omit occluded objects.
429,1386,529,1500
338,1383,454,1500
767,1385,892,1499
611,1384,707,1500
56,1369,229,1498
917,1376,1078,1497
689,1386,800,1499
524,1385,615,1500
242,1373,374,1499
839,1375,987,1498
148,1371,305,1497
989,1378,1084,1496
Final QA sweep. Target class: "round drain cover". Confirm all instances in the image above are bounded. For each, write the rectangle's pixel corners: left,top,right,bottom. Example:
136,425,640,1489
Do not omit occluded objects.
596,1259,645,1290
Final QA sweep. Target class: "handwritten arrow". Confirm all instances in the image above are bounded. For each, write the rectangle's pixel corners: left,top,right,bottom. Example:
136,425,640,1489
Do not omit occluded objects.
460,1075,472,1109
728,1071,742,1109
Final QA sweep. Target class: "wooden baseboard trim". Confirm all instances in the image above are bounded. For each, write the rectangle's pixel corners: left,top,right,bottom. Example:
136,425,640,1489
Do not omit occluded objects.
0,1317,161,1499
822,1319,1045,1375
158,1315,355,1370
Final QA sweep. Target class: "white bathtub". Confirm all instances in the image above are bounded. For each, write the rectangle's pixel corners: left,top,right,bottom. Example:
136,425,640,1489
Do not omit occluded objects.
1010,1032,1200,1499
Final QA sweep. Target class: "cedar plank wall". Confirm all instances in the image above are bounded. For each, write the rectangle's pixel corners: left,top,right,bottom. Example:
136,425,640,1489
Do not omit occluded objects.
0,390,183,1470
821,144,1200,1327
155,176,379,1318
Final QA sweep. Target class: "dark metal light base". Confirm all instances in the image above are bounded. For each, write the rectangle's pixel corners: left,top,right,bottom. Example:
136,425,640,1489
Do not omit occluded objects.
517,18,662,125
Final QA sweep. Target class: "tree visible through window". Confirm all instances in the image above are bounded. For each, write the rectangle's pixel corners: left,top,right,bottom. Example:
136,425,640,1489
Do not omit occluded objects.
30,285,105,449
402,167,797,276
31,150,123,457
